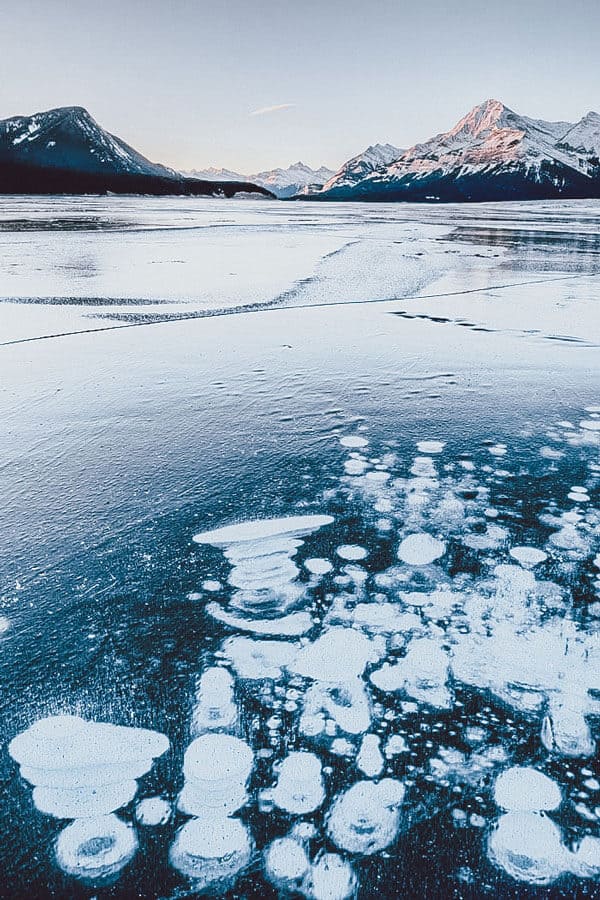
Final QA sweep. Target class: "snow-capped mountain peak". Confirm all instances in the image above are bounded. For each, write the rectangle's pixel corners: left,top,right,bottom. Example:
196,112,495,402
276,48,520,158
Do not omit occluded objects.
319,142,404,192
312,100,600,202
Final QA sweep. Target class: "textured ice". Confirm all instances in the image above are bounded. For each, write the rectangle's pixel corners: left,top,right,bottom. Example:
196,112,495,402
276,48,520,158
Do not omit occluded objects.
55,814,138,884
339,435,369,448
304,853,357,900
169,817,252,885
221,636,298,679
493,767,562,811
326,779,405,855
272,751,325,814
191,666,237,735
356,734,384,777
9,715,169,818
264,836,310,888
397,533,446,565
305,558,333,575
193,515,334,545
178,734,253,817
291,628,377,681
336,544,367,561
370,639,451,708
135,796,171,826
207,602,313,635
487,811,567,885
33,780,138,819
509,546,548,567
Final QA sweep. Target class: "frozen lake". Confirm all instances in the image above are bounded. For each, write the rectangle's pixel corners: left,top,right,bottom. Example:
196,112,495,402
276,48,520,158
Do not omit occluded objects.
0,197,599,898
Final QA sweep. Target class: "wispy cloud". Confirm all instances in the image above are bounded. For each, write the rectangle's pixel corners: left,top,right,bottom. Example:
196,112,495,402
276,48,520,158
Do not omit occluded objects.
249,103,295,117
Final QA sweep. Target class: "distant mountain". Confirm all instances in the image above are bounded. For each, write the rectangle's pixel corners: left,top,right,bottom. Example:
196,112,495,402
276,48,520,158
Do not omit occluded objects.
0,106,273,198
187,161,335,198
308,100,600,202
318,143,404,193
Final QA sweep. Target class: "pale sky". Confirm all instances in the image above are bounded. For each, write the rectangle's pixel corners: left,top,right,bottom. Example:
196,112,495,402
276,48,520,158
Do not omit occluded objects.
1,0,599,173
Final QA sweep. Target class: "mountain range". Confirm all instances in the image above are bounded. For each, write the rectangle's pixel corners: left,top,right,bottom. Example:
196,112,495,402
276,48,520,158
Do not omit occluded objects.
306,100,600,202
1,100,600,202
0,106,272,197
187,161,335,198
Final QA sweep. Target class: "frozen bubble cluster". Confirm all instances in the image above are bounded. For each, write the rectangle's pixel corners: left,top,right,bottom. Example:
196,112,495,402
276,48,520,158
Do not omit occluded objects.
194,515,333,636
178,732,253,817
11,407,600,895
9,715,169,820
9,715,168,883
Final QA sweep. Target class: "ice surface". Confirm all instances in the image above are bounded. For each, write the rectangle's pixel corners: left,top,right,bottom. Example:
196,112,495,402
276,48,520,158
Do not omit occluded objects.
264,836,310,888
271,751,325,814
493,767,562,811
397,533,446,565
509,546,548,567
10,715,169,818
356,734,384,777
178,733,253,817
135,797,171,826
221,636,298,679
169,817,252,884
304,853,357,900
55,815,138,883
487,812,567,885
326,779,405,855
191,666,237,735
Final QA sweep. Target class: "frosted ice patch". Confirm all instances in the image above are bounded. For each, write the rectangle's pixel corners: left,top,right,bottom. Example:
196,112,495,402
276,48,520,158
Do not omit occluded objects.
570,835,600,878
487,811,566,885
33,780,138,819
326,779,405,855
356,734,384,778
416,440,445,454
169,817,252,885
264,836,309,888
207,602,313,636
191,666,237,735
55,815,138,884
397,533,446,566
272,751,325,814
580,420,600,431
10,715,168,818
135,796,171,826
179,733,253,817
340,435,369,448
304,853,357,900
291,627,377,681
301,679,372,736
493,767,562,811
370,639,451,709
509,546,547,567
336,545,367,561
221,636,298,679
193,515,333,545
305,558,333,575
9,715,169,773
